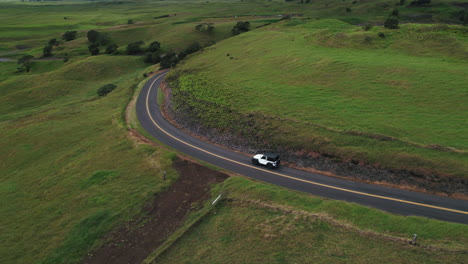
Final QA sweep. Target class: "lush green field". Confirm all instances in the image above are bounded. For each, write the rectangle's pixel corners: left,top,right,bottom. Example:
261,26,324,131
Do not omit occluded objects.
1,1,467,263
168,18,468,177
0,54,182,264
155,177,468,263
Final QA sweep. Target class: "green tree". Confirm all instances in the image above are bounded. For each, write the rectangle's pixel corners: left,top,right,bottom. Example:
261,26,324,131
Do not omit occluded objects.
126,41,145,55
148,41,161,53
88,43,100,56
43,45,53,57
87,30,100,43
97,84,117,96
384,16,399,29
160,51,178,69
232,21,250,35
17,55,34,72
105,44,119,54
62,31,77,41
48,38,59,46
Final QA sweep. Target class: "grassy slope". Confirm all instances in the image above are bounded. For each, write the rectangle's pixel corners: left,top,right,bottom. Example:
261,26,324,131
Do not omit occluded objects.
1,1,467,263
168,19,468,177
0,55,183,264
155,177,468,263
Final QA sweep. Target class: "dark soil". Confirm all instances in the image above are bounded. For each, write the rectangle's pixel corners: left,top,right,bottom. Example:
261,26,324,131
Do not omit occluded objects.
82,158,228,264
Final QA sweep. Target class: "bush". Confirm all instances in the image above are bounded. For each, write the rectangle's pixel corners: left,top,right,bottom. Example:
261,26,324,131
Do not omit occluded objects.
195,23,214,33
144,51,162,64
126,41,145,55
62,31,77,41
384,16,399,29
105,44,118,54
97,84,117,96
88,43,100,56
160,52,178,69
48,38,59,46
17,55,34,73
87,30,100,43
148,41,161,53
43,45,53,57
378,32,386,38
232,21,251,35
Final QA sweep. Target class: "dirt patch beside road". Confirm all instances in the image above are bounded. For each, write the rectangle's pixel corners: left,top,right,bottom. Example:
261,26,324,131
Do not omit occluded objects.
82,158,228,264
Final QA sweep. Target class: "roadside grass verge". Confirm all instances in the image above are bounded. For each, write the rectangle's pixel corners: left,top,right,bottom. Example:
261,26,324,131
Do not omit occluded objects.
154,177,467,264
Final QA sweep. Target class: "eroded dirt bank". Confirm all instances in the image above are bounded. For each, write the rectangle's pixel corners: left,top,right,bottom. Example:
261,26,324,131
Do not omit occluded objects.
82,158,228,264
161,80,467,199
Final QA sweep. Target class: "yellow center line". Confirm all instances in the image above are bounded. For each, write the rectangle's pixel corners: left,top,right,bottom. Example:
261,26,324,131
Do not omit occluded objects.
144,73,468,216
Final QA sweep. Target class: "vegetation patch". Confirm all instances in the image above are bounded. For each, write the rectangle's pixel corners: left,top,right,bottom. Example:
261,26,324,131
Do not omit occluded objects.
154,178,468,264
166,19,468,195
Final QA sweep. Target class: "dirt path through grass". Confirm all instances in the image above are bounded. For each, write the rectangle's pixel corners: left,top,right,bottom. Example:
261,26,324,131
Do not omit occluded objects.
82,158,228,264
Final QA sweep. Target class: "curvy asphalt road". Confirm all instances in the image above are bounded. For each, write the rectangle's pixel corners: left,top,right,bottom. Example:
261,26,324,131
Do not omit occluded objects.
137,71,468,224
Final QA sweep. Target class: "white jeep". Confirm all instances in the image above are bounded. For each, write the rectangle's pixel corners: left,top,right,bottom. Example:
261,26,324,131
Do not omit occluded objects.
251,153,280,169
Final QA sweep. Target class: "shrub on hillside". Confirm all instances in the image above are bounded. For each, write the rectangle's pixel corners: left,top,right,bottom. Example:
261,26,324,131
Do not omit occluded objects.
62,31,77,41
195,23,215,33
48,38,59,46
87,30,100,43
148,41,161,53
160,52,179,69
43,45,53,57
105,44,119,54
17,55,34,73
144,51,162,64
232,21,250,35
88,43,100,56
126,41,145,55
384,16,399,29
97,84,117,96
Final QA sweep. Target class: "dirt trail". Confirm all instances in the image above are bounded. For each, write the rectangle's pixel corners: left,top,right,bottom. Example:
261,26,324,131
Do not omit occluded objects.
82,158,228,264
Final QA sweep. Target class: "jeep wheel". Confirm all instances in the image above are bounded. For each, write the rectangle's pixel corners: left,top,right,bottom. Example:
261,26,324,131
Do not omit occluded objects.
266,163,273,169
252,159,259,165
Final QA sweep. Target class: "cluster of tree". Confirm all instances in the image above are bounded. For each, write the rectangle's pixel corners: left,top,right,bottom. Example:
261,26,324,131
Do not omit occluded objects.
384,8,399,29
409,0,431,5
158,42,203,69
232,21,250,35
97,84,117,96
144,41,162,64
87,30,116,56
195,23,215,34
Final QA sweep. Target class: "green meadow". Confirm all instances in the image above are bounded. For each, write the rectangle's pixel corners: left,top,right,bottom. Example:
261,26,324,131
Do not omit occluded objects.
168,18,468,177
1,1,467,263
154,177,468,263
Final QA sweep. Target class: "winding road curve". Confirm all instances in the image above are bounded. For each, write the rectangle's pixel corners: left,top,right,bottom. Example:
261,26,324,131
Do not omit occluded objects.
137,71,468,224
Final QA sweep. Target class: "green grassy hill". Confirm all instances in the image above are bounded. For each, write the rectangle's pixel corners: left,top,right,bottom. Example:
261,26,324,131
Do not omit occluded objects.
1,1,467,263
167,18,468,181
